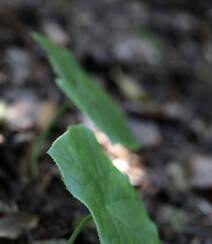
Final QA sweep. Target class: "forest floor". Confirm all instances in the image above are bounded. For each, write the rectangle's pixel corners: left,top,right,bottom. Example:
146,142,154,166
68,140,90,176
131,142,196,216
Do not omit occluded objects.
1,1,212,243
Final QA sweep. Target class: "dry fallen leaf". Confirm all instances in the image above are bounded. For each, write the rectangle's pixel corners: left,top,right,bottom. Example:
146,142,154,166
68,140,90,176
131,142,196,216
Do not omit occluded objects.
36,101,58,131
0,213,39,239
94,127,147,187
81,116,147,187
111,67,149,101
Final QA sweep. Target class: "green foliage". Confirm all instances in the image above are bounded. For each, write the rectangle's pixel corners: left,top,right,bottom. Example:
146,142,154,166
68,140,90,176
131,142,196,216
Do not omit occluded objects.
67,214,92,244
48,125,159,244
32,32,159,243
33,33,139,151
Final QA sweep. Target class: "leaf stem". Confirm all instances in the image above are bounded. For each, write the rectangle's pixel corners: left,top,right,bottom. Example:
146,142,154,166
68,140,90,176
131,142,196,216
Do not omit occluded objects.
30,99,71,178
67,214,92,244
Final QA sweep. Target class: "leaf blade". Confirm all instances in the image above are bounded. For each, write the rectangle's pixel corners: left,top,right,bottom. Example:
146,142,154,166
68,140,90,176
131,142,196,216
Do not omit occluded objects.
48,125,159,244
33,33,139,150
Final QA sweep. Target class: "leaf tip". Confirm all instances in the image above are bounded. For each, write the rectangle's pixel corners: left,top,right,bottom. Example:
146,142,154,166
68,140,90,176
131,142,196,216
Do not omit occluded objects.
31,31,43,43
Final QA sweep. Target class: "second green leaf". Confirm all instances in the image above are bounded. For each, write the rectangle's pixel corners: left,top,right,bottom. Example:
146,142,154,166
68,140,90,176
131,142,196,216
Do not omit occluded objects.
33,33,139,151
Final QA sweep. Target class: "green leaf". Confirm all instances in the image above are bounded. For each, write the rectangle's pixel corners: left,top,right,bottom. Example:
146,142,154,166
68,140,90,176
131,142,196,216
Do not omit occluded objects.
33,33,139,151
48,125,159,244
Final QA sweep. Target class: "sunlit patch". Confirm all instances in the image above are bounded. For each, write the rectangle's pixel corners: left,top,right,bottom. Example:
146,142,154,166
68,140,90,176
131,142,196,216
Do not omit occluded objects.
93,126,147,188
113,158,129,172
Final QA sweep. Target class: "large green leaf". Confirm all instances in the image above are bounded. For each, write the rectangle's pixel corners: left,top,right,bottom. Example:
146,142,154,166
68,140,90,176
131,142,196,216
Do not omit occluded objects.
48,125,159,244
33,33,139,151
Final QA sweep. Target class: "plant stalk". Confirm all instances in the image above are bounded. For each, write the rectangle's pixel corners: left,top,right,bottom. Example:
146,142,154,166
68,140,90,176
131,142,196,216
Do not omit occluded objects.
67,214,92,244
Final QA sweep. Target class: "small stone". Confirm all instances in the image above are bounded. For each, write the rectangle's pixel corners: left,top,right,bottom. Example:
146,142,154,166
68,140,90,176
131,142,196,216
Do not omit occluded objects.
4,90,39,131
167,162,189,192
157,205,189,233
42,21,69,45
113,36,162,65
189,154,212,189
164,102,191,121
128,119,162,148
6,48,32,85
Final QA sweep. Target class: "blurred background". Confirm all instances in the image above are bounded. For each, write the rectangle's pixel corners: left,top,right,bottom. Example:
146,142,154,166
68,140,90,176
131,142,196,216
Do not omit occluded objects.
1,0,212,243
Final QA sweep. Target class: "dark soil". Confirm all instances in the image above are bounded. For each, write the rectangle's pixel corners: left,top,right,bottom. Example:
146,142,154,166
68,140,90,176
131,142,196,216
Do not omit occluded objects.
1,0,212,243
